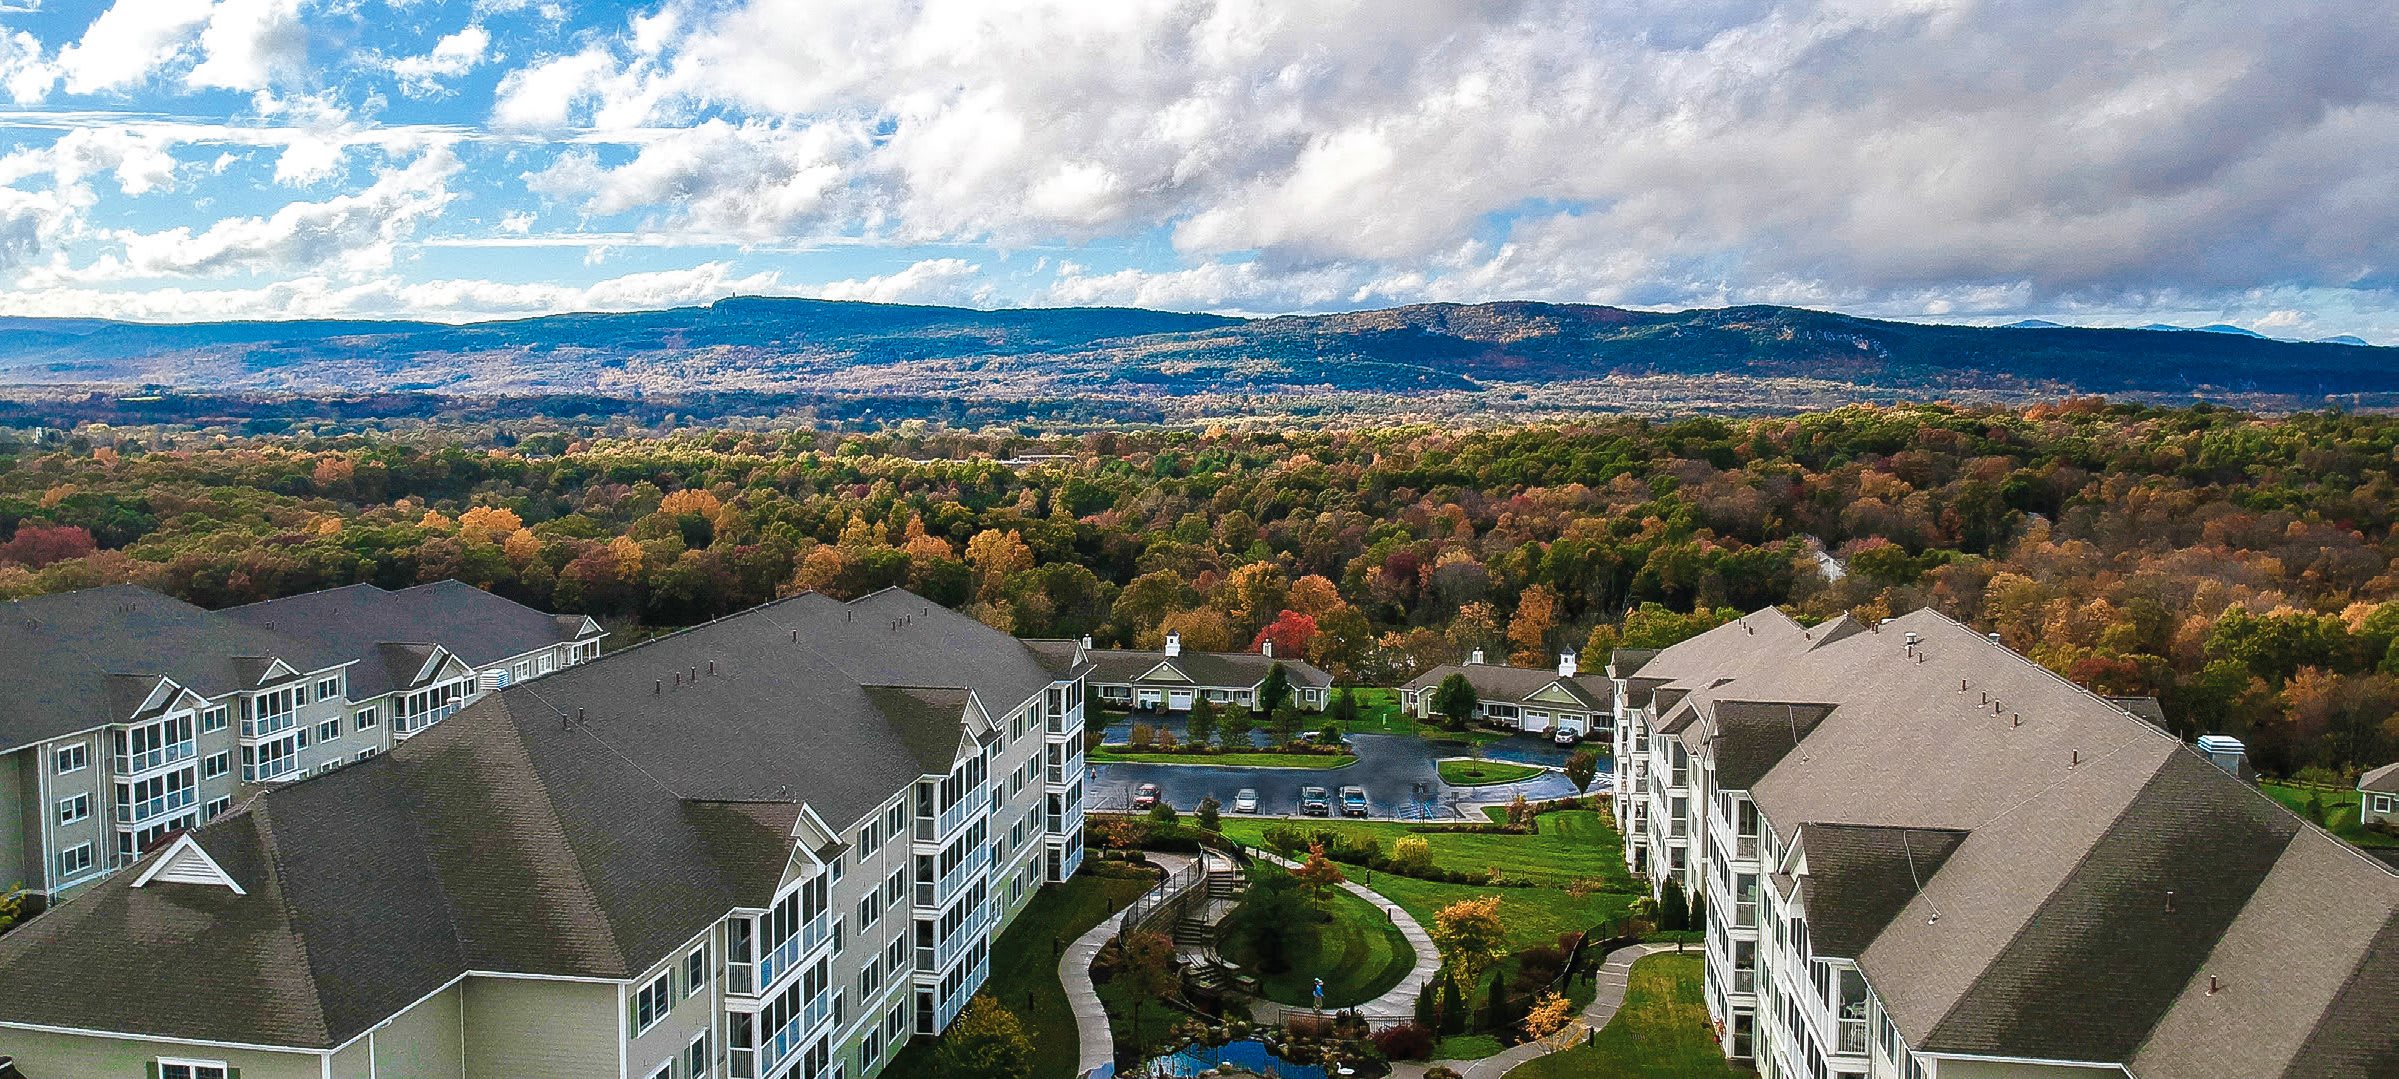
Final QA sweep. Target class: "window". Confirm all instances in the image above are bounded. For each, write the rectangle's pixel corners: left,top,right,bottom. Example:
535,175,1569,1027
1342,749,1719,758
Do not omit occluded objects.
2378,794,2395,814
685,945,708,998
634,970,673,1034
355,748,378,762
644,1064,669,1079
203,751,230,780
858,893,881,929
57,842,93,878
831,917,845,956
830,852,845,883
200,705,230,733
158,1062,229,1079
204,796,231,821
54,743,88,774
317,718,341,743
686,1033,709,1077
317,676,340,700
355,706,379,731
857,820,878,858
57,793,89,825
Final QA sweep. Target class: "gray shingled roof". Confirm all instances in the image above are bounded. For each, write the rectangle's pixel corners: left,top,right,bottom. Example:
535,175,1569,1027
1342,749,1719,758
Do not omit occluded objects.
0,584,327,753
1634,608,2399,1077
1398,663,1613,711
1087,648,1331,692
222,580,598,684
2359,761,2399,795
1792,824,1967,959
0,587,1056,1049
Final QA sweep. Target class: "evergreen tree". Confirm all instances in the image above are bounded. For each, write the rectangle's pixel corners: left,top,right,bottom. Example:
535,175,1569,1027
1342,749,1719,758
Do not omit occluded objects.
1660,881,1690,932
1187,694,1219,748
1270,701,1306,746
1689,886,1707,932
1482,968,1511,1035
1218,704,1256,750
1432,673,1480,730
1259,662,1294,714
1565,748,1601,793
1438,973,1467,1035
1329,686,1361,727
1196,795,1222,833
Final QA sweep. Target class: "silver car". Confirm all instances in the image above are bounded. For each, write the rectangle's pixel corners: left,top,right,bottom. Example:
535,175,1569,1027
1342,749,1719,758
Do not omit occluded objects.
1233,788,1260,813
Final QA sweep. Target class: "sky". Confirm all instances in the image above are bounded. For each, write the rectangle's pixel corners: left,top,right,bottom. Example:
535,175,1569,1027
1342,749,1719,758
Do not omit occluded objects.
0,1,2391,340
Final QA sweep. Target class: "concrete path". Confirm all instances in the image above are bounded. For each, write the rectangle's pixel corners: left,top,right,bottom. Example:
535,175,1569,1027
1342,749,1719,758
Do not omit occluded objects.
1060,852,1204,1078
1244,849,1442,1025
1386,942,1676,1079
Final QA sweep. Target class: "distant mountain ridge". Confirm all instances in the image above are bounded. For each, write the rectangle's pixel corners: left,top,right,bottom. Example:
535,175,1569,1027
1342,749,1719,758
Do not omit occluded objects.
0,297,2390,403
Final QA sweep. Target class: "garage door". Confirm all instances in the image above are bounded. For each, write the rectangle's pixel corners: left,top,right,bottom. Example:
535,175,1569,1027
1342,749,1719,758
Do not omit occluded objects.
1167,689,1195,710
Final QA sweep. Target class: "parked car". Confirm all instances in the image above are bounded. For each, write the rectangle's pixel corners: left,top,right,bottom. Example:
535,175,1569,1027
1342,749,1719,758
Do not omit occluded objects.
1233,788,1260,813
1132,783,1160,810
1553,727,1581,745
1340,785,1369,817
1300,786,1332,816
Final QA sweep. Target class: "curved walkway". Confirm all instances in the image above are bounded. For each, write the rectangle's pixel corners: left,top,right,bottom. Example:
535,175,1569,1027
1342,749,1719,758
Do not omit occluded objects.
1060,851,1204,1078
1389,942,1676,1079
1246,848,1442,1024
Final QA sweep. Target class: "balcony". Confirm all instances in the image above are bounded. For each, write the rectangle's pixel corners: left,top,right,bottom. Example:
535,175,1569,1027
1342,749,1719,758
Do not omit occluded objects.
1839,1019,1869,1056
759,991,829,1074
242,711,297,740
116,740,196,776
394,704,458,738
118,785,197,824
245,755,300,783
916,797,976,845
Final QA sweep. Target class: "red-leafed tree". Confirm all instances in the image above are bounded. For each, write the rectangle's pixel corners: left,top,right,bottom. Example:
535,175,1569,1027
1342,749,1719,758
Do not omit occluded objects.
1251,609,1320,657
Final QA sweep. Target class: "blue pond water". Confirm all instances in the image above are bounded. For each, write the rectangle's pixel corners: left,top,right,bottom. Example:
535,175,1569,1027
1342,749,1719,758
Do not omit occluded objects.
1135,1038,1333,1078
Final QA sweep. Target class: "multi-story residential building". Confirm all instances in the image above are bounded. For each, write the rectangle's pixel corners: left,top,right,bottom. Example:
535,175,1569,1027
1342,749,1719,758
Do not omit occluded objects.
0,582,599,908
1398,648,1614,741
1086,631,1330,713
1609,609,2399,1079
0,586,1090,1079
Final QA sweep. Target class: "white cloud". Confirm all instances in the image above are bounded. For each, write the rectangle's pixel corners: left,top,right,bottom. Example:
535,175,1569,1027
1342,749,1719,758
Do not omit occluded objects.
803,257,987,306
0,261,791,321
54,0,215,95
0,29,55,104
391,23,489,97
187,0,306,92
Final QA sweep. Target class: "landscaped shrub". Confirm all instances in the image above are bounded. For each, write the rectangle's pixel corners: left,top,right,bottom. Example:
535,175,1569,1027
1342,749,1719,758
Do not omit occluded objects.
1285,1012,1334,1040
1390,835,1434,876
1371,1021,1436,1060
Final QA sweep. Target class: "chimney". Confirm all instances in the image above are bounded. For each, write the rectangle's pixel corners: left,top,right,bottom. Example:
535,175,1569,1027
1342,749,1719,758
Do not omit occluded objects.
1081,634,1094,650
1558,650,1578,677
1164,631,1182,658
1261,639,1273,658
1470,648,1485,665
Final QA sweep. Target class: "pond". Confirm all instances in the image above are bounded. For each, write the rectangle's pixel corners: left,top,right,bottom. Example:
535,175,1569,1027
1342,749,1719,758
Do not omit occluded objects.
1133,1038,1336,1079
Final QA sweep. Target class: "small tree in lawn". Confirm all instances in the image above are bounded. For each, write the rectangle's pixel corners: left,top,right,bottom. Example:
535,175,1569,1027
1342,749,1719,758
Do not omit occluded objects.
1523,990,1582,1053
1437,972,1468,1035
1270,702,1306,747
1148,801,1180,827
1115,930,1179,1039
1483,968,1512,1036
1565,748,1601,793
1660,880,1690,932
1187,694,1219,748
933,993,1036,1079
1196,795,1222,833
1432,673,1479,730
1329,687,1361,728
1431,896,1509,991
1259,662,1294,715
1297,842,1348,899
1218,704,1255,751
1690,886,1708,932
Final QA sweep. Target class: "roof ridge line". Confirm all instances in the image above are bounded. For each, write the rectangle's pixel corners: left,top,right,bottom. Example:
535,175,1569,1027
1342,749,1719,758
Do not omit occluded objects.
239,798,341,1048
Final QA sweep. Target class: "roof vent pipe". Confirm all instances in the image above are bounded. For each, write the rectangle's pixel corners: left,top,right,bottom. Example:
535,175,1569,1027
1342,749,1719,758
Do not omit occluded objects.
2165,890,2176,912
655,680,662,695
708,660,716,676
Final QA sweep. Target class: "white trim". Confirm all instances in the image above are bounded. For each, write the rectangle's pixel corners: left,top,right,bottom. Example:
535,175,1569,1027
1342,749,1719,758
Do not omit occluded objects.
132,834,247,895
0,1020,327,1055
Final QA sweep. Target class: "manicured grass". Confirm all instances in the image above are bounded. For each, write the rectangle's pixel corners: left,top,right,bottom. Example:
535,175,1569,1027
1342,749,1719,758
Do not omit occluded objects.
1221,880,1417,1008
1436,1034,1508,1059
1091,748,1358,769
1337,687,1418,735
1367,872,1637,952
2261,780,2399,848
1440,759,1550,787
890,865,1159,1079
1219,810,1637,890
1506,953,1750,1079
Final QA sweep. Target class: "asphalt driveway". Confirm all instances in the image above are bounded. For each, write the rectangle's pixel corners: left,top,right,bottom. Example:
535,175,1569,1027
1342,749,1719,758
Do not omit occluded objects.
1086,731,1601,819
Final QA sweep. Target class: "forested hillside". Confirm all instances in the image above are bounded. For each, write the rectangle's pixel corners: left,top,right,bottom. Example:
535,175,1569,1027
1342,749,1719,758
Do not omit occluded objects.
3,400,2397,778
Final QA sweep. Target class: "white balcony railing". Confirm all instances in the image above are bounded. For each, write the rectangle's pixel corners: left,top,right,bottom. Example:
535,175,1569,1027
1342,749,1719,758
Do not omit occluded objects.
119,785,197,824
116,740,197,776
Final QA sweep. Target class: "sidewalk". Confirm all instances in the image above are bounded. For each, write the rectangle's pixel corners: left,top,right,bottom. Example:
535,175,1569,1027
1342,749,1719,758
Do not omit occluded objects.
1387,942,1674,1079
1245,848,1443,1024
1059,852,1203,1078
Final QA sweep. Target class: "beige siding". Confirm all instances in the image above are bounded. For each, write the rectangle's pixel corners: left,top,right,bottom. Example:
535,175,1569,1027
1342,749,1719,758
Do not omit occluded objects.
1933,1058,2120,1079
354,982,467,1079
462,976,618,1079
0,1027,324,1079
625,946,712,1079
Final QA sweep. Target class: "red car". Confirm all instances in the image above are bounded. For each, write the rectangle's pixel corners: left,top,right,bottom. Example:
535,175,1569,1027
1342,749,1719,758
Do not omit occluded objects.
1132,783,1160,810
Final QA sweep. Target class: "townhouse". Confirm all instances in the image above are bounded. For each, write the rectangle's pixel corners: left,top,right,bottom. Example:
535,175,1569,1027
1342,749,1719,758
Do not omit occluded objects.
0,582,599,908
1609,609,2399,1079
0,586,1091,1079
1086,631,1330,713
1398,648,1614,741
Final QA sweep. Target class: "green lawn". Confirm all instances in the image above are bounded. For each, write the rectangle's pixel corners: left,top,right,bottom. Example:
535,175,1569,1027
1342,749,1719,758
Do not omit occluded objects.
890,866,1159,1079
1506,953,1749,1079
1336,687,1417,735
1440,759,1550,787
1091,748,1358,769
1437,1034,1508,1060
1221,880,1416,1008
1218,811,1640,951
2261,780,2399,848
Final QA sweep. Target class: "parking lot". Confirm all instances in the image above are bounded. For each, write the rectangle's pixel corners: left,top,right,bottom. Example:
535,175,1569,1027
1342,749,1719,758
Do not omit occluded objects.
1086,731,1600,820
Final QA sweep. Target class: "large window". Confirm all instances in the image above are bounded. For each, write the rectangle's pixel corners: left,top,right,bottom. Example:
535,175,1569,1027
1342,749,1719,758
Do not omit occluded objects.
634,970,673,1034
246,685,304,737
116,766,198,823
114,715,196,774
242,732,303,782
54,743,88,774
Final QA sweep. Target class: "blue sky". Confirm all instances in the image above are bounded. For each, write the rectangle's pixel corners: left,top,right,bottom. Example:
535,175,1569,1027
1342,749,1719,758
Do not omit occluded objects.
0,1,2391,342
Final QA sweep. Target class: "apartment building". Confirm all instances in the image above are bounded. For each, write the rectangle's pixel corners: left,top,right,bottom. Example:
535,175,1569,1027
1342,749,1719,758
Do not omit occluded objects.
1398,648,1614,740
0,582,599,907
1086,631,1331,713
0,586,1090,1079
1608,609,2399,1079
